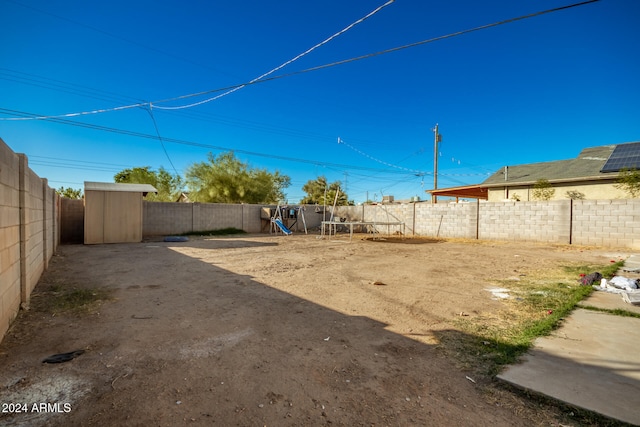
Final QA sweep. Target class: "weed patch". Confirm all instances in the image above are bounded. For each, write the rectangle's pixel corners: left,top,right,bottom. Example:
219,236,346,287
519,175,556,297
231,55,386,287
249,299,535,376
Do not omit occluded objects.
32,283,112,314
452,261,621,376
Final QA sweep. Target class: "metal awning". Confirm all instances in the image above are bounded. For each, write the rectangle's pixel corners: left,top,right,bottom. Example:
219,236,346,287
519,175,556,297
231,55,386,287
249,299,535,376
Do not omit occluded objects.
426,184,488,200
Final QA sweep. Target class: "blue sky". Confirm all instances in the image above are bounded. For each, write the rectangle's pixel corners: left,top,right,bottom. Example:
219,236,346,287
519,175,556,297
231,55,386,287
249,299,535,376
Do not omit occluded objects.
1,0,638,203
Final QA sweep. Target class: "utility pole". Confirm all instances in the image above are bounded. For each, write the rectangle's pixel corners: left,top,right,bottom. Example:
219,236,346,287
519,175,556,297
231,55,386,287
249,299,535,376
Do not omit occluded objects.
432,124,442,203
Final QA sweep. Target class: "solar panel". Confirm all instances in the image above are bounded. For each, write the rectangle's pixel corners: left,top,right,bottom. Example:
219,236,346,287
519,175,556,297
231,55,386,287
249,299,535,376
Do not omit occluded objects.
601,142,640,172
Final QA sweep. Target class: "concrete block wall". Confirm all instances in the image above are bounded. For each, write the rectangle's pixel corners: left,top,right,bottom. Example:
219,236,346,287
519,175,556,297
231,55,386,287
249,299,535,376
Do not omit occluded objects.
413,202,477,238
332,205,361,222
0,141,22,342
572,199,640,248
195,203,243,231
243,204,266,233
364,204,416,235
478,200,571,244
0,138,58,342
143,203,332,235
142,198,639,249
368,204,405,232
44,181,56,269
299,205,324,230
143,202,194,235
24,168,45,299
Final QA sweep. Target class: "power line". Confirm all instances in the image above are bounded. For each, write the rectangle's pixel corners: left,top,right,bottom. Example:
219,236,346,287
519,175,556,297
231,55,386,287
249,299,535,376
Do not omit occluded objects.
1,68,340,143
2,0,396,119
29,160,124,173
337,137,424,174
0,68,140,106
0,107,423,175
0,0,600,122
153,0,395,111
8,108,498,180
29,154,139,169
146,104,179,175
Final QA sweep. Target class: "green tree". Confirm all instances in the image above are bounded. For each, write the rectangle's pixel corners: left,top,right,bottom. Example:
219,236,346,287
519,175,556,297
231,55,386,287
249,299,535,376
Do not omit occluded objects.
300,176,351,206
532,178,555,201
615,168,640,197
56,186,83,199
185,152,290,203
114,166,183,202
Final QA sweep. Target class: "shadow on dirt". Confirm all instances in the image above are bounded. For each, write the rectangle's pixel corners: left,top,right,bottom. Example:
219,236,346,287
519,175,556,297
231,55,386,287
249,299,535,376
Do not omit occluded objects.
364,237,443,244
0,238,628,426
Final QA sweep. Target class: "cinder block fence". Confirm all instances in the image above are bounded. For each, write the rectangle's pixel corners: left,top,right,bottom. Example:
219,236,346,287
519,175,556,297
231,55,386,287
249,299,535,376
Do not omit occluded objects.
141,199,640,249
0,138,58,340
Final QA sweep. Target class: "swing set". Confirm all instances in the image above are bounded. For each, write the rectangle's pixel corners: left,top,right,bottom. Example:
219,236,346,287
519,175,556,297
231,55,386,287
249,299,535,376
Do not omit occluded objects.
269,205,307,235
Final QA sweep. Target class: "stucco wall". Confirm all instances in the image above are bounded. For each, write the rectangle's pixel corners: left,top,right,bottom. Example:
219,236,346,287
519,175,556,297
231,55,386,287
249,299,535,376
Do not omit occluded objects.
0,138,58,342
488,181,627,201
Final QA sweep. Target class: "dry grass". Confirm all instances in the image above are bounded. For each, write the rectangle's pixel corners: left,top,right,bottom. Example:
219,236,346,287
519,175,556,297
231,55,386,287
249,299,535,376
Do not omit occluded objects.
31,282,112,315
450,260,624,376
436,260,627,427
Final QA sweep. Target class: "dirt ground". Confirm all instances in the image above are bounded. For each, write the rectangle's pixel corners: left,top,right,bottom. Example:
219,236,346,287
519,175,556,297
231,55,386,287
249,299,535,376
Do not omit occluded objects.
0,234,625,426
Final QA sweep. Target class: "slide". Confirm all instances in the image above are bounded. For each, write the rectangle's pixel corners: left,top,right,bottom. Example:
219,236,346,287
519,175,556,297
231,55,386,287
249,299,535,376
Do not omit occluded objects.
273,219,293,235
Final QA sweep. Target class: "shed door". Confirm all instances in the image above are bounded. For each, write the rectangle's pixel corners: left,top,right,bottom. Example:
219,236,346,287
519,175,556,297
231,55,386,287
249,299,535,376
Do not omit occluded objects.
103,192,142,243
84,190,104,244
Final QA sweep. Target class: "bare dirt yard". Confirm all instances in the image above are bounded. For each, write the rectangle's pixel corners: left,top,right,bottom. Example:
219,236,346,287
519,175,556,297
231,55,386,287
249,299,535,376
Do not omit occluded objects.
0,234,623,426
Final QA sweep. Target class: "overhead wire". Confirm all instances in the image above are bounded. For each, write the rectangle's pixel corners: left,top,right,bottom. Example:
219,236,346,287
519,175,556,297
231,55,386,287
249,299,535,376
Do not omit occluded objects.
0,67,142,106
145,104,179,175
3,106,508,181
0,0,395,120
148,0,601,113
0,0,600,122
153,0,396,110
1,68,341,144
337,137,425,174
28,155,143,175
0,107,423,175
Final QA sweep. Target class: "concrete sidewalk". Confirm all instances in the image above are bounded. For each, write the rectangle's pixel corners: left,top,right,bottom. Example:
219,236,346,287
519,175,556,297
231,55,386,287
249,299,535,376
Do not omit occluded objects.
498,285,640,425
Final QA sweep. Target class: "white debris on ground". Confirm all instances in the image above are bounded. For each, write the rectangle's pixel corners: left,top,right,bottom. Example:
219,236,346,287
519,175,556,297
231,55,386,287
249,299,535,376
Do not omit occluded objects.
485,287,510,300
592,253,640,306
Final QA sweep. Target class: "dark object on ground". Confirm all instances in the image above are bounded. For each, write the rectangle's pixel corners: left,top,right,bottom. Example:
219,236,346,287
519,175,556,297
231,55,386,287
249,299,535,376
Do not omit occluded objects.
579,272,602,286
42,350,85,364
163,236,189,242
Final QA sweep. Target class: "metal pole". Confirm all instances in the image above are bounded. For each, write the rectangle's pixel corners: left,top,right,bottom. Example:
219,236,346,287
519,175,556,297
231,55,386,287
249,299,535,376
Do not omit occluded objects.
433,124,439,203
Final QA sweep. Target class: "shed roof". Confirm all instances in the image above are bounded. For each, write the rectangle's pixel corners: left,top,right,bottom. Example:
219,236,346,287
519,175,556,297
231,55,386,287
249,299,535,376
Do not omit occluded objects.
84,181,158,194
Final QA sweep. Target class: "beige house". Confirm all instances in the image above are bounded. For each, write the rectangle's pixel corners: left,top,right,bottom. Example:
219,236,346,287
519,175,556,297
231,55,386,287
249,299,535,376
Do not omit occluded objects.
428,142,639,202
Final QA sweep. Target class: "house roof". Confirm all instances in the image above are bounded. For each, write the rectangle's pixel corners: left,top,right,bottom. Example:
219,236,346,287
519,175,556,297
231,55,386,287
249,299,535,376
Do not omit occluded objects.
426,142,639,199
84,181,158,194
481,144,622,187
